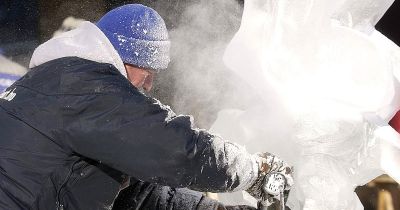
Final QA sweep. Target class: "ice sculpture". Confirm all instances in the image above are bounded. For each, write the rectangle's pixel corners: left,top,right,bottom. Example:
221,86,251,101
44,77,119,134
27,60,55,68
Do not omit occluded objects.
211,0,400,209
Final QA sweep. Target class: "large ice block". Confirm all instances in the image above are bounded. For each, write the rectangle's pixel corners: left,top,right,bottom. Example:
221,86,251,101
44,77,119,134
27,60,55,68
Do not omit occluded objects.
215,0,400,209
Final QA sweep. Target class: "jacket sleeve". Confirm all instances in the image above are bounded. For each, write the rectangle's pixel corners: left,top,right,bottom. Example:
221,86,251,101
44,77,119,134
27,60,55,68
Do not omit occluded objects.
112,177,257,210
112,176,219,210
60,90,258,192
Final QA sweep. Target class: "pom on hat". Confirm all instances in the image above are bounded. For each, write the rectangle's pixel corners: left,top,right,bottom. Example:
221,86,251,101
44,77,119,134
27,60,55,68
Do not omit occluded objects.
97,4,170,71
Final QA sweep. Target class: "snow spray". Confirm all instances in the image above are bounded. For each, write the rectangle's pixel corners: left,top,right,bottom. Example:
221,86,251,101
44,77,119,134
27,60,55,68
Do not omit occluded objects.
168,0,400,209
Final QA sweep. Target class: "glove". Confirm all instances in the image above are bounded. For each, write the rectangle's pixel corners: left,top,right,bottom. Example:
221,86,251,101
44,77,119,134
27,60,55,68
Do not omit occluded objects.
246,152,293,203
217,204,257,210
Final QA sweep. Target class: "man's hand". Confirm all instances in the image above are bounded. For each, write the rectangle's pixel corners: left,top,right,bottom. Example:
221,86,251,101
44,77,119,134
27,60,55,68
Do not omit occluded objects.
217,204,257,210
246,152,293,204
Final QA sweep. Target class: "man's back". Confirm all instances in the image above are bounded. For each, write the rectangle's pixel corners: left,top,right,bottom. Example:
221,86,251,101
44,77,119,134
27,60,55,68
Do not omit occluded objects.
0,57,128,209
0,108,63,209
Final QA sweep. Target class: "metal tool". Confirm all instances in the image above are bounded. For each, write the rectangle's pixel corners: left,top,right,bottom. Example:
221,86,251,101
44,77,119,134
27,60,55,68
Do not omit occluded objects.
258,173,286,210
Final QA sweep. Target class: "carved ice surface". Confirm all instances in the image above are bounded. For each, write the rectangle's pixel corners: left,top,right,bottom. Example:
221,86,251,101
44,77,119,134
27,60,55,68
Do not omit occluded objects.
211,0,400,209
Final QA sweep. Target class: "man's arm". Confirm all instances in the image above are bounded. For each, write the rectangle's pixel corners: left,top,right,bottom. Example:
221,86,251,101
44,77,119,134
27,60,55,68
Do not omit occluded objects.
112,177,219,210
112,177,256,210
60,90,258,192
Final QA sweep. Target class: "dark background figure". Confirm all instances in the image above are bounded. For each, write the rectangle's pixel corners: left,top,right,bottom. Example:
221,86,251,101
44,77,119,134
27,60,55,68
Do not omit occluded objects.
0,0,39,68
0,0,399,209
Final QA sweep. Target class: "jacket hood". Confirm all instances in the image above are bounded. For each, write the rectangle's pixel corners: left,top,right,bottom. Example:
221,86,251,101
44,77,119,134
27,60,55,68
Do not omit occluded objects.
29,21,127,78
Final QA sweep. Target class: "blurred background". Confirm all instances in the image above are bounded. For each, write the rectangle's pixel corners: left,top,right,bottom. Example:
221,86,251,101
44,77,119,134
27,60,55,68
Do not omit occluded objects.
0,0,399,209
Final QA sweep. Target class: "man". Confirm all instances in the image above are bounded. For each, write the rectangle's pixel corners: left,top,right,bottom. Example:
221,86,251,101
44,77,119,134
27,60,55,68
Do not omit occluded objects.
0,4,292,210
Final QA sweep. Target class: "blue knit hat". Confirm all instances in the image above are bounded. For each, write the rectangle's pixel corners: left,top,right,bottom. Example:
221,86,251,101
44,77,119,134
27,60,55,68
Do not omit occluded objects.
97,4,170,71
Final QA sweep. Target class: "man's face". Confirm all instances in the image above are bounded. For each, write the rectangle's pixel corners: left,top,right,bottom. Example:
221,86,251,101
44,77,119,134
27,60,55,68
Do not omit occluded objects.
124,64,154,92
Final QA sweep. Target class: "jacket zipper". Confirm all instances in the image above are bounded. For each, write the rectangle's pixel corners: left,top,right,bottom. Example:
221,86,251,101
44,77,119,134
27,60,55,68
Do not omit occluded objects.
56,160,80,210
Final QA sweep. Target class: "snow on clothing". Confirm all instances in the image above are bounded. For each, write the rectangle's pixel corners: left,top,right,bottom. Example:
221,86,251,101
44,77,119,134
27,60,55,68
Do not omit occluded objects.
96,4,171,71
0,22,258,209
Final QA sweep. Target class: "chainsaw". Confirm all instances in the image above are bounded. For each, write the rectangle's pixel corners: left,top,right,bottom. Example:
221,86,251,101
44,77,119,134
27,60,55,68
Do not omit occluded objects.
257,173,287,210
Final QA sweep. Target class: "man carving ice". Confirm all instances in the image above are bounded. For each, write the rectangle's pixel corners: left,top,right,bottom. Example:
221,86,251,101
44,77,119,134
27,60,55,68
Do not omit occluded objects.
0,4,292,210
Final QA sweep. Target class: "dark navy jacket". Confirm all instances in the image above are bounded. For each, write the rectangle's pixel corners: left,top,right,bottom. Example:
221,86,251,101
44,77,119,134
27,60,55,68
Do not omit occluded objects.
0,57,257,209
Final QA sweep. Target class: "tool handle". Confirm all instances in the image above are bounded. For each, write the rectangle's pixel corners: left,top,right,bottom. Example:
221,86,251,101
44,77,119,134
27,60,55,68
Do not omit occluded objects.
280,191,285,210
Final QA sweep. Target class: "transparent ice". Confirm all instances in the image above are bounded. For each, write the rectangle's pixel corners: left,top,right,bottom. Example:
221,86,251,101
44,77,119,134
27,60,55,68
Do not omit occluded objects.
211,0,400,209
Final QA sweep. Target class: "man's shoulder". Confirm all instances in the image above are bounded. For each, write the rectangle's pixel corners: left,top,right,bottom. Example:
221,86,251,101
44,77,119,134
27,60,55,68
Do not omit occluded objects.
17,57,133,96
